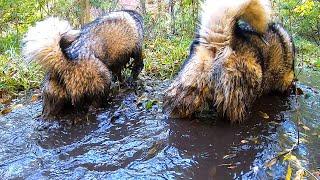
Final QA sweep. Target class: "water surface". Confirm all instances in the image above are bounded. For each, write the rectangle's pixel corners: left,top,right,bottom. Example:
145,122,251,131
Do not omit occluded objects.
0,71,319,179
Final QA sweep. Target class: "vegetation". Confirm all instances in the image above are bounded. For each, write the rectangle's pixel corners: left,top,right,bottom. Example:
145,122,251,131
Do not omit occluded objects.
0,0,319,97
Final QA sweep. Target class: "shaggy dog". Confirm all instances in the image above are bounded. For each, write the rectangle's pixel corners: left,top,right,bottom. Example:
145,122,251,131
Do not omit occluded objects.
163,0,295,123
23,10,144,117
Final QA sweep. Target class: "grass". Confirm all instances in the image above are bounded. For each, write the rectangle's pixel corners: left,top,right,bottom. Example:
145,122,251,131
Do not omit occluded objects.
294,37,320,68
0,49,43,96
143,35,192,79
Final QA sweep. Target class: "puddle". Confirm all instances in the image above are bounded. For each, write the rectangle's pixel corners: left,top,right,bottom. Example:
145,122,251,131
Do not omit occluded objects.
0,70,319,179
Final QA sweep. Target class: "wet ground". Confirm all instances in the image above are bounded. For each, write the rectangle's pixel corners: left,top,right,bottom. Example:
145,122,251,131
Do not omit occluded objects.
0,69,319,179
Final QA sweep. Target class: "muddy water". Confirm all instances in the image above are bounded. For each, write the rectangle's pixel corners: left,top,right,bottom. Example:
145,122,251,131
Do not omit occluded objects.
0,70,319,179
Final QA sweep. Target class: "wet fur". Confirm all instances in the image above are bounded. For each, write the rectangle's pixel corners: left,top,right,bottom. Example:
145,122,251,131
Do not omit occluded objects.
23,10,144,117
163,0,295,123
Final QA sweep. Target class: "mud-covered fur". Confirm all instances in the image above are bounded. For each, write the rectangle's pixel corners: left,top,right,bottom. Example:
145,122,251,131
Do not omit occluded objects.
23,10,144,117
163,0,295,123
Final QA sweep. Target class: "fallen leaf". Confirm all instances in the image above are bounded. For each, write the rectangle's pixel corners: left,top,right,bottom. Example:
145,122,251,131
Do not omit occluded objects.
311,132,318,136
0,98,12,105
31,94,40,102
217,163,232,167
241,140,249,144
147,141,163,158
294,169,304,180
299,138,309,143
13,104,23,109
285,164,292,180
223,154,236,160
265,158,277,168
227,165,237,169
258,111,269,119
301,125,311,131
0,107,12,115
296,88,304,95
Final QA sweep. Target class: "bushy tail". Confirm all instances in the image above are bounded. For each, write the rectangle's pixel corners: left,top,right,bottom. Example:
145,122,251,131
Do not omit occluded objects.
22,17,74,73
199,0,272,48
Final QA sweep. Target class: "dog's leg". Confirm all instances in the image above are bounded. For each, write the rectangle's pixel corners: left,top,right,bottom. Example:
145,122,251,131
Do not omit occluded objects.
42,75,69,118
131,48,144,80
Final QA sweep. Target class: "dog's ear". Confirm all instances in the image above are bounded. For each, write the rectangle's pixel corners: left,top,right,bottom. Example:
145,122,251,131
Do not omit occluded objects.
60,30,80,50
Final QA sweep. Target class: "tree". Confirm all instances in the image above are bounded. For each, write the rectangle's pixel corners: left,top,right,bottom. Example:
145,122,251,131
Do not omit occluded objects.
80,0,91,25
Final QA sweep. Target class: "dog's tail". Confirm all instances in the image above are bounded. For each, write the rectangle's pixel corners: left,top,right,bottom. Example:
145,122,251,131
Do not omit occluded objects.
199,0,271,49
22,17,78,73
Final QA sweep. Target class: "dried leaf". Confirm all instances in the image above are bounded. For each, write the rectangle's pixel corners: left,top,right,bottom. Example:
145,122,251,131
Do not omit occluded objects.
0,107,12,115
217,163,232,167
31,94,40,102
301,125,310,131
147,141,163,158
223,154,236,160
285,164,292,180
241,140,249,144
311,132,318,136
0,98,12,105
227,165,237,169
258,111,269,119
299,138,309,143
13,104,23,109
265,158,277,168
294,169,304,180
296,88,304,95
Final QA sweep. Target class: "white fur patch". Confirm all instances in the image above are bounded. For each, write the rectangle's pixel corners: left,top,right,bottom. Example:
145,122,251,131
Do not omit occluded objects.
199,0,272,43
22,17,72,63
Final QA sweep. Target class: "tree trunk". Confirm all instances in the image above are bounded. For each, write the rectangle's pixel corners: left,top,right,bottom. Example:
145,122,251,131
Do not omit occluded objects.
80,0,91,26
140,0,147,15
169,0,176,35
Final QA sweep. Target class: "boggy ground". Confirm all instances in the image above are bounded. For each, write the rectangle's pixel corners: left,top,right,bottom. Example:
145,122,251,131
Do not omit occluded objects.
0,69,319,179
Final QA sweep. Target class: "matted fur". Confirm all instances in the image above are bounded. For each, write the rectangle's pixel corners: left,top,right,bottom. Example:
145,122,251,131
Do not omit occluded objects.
164,0,295,123
23,10,144,117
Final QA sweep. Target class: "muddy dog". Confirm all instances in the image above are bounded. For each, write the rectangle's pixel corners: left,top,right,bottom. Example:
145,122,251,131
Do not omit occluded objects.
163,0,295,123
23,10,144,117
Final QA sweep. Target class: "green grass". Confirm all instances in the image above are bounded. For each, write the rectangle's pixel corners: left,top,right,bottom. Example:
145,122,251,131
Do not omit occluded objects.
294,37,320,68
143,35,192,79
0,49,43,95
